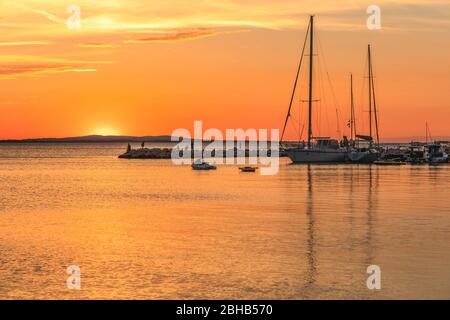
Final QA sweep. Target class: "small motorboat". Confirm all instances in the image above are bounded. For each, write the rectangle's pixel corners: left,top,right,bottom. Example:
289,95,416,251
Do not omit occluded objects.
374,159,406,166
426,144,449,164
406,144,427,164
239,166,258,172
191,159,216,170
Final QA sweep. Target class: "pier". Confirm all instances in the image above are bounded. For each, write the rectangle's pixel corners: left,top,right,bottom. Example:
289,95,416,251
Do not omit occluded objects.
118,147,282,159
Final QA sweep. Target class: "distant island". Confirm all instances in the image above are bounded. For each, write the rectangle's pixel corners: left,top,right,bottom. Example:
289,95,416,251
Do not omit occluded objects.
0,135,449,144
0,135,175,143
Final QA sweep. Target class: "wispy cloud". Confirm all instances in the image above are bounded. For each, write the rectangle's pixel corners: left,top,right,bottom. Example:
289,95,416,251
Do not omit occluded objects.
0,64,97,78
0,55,113,78
124,28,248,44
0,0,448,79
126,30,215,43
0,41,52,46
3,1,450,31
33,9,65,24
76,42,121,48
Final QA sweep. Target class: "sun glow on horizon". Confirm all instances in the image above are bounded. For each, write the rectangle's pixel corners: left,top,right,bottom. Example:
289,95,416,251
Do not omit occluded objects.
91,127,121,136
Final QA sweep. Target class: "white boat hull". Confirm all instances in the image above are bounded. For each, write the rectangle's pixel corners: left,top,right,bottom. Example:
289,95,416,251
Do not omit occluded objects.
286,149,347,164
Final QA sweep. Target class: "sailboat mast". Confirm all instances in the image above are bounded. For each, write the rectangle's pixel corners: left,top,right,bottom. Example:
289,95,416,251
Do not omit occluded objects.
425,121,433,144
368,44,373,144
350,73,356,140
370,56,380,146
307,15,314,149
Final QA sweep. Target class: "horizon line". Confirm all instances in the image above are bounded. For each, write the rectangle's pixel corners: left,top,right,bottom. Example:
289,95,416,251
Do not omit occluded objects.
1,134,450,144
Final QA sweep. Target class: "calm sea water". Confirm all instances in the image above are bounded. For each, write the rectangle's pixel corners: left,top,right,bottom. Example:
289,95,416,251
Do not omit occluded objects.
0,143,449,299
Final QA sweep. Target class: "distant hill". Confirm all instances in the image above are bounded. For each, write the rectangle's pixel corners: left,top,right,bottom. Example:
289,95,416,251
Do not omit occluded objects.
1,134,449,144
0,135,176,143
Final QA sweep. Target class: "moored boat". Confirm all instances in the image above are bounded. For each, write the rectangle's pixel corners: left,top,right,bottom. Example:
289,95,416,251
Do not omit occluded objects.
239,166,258,172
406,144,427,164
346,46,381,164
348,148,380,164
286,139,347,163
422,124,449,164
192,159,217,170
281,16,347,164
426,144,449,164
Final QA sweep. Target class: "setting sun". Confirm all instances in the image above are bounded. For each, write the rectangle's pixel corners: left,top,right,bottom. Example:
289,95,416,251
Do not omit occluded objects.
92,127,121,136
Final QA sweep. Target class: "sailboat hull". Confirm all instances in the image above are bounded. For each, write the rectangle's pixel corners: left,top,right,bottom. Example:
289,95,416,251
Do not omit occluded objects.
286,149,347,164
348,151,380,164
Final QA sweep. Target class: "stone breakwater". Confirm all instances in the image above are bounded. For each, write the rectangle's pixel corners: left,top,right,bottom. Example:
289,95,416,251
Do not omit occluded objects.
119,148,172,159
118,147,283,159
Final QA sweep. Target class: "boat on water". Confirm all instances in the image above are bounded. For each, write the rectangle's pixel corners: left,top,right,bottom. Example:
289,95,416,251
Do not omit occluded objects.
239,166,258,172
406,143,427,164
422,123,449,164
346,49,381,164
426,144,449,164
281,16,347,164
286,139,347,163
191,159,217,170
348,146,379,164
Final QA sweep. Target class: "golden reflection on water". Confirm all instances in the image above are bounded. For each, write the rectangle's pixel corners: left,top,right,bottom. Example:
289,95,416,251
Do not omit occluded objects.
0,144,450,299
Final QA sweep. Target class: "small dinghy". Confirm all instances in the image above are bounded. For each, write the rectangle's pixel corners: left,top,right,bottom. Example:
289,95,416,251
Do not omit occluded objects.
239,166,258,172
191,159,216,170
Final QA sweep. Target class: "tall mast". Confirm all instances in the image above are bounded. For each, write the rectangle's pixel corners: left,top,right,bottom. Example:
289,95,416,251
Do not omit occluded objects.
426,122,431,143
370,54,380,146
307,15,314,149
368,44,373,144
350,73,356,140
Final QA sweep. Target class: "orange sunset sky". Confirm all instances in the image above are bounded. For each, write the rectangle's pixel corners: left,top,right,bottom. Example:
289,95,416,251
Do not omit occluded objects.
0,0,449,140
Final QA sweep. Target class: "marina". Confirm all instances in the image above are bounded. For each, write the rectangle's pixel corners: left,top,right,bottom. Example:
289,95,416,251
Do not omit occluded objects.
281,16,384,164
118,142,449,165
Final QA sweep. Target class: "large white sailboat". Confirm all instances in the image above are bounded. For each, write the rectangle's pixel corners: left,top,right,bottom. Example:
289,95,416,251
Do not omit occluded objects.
285,139,348,163
281,16,347,163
